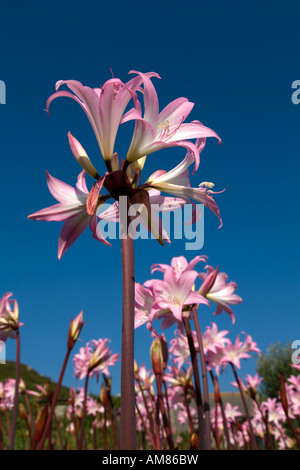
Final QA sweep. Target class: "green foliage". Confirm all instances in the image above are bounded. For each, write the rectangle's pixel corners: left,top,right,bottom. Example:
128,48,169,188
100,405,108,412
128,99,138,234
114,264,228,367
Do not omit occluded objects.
256,341,297,399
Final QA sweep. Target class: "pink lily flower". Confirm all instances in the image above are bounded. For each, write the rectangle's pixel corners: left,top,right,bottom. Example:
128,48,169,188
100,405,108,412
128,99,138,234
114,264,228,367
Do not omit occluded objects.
151,254,208,280
224,402,243,423
169,329,198,370
73,338,119,380
134,282,160,329
28,170,110,259
221,333,260,370
202,322,229,354
150,266,209,328
199,265,242,323
260,398,287,426
122,71,221,172
144,152,223,227
0,293,23,342
46,73,158,166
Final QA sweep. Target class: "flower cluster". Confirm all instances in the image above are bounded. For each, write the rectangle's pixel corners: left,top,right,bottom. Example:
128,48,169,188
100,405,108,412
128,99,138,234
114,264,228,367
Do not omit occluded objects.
28,71,222,258
135,255,242,335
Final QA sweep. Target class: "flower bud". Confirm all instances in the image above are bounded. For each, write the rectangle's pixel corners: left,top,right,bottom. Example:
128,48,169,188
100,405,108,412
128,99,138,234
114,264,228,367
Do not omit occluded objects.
100,383,108,408
190,433,199,450
68,311,85,350
32,405,48,449
150,339,163,375
68,132,100,179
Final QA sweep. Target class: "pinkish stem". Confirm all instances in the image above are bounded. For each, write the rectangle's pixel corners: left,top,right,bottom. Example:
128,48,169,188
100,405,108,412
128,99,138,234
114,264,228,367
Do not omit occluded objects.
120,233,136,449
37,348,71,450
9,329,20,450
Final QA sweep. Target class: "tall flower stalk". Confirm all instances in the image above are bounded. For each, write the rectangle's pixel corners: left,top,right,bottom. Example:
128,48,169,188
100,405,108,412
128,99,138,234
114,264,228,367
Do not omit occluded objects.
28,70,222,450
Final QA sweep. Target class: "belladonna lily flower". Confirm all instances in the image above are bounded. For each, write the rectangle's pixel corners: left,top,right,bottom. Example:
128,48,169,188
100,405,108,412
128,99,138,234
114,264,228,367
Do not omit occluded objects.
149,266,209,329
134,282,160,329
0,292,23,341
151,254,208,280
122,71,221,172
30,70,223,258
73,339,119,380
169,329,198,369
28,170,111,259
221,333,261,370
46,73,160,167
28,166,187,258
198,265,242,323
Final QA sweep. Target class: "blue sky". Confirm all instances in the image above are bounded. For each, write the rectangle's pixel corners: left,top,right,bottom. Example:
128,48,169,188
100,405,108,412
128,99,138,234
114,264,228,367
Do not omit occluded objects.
0,0,299,396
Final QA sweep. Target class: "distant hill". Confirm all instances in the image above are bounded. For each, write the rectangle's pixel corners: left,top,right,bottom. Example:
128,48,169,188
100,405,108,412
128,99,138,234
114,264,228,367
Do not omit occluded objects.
0,361,70,402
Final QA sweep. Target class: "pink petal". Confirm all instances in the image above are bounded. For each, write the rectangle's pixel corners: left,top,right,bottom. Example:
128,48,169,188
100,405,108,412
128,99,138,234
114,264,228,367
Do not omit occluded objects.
58,211,90,259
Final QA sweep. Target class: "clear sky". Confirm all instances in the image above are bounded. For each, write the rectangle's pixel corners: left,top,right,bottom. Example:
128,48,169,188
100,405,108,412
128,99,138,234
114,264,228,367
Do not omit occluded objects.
0,0,299,396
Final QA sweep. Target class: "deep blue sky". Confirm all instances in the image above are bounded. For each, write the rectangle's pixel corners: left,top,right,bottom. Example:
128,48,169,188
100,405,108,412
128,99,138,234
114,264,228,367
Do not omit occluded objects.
0,0,299,396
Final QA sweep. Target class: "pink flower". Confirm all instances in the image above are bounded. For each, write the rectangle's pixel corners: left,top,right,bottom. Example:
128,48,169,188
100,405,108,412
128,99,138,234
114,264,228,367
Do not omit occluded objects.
122,71,221,172
0,293,23,342
260,398,286,426
224,402,242,423
46,73,156,165
134,282,160,329
221,333,260,369
145,157,223,228
73,338,119,380
202,322,229,354
150,266,209,328
199,265,242,323
151,255,208,280
31,71,223,255
169,329,198,369
28,170,110,259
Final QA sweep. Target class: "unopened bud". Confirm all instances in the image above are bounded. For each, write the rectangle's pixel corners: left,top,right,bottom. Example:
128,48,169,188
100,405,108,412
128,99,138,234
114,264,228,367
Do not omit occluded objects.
100,384,108,408
68,311,85,350
190,433,199,450
19,403,28,421
150,339,163,375
214,376,220,403
32,405,48,449
68,132,100,179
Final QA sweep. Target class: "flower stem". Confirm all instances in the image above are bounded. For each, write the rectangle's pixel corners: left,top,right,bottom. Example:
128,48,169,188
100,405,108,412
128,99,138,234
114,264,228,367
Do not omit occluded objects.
155,373,174,450
183,317,205,449
37,348,71,450
9,329,20,450
209,371,231,450
193,308,211,450
79,372,89,450
230,362,257,449
120,232,136,450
